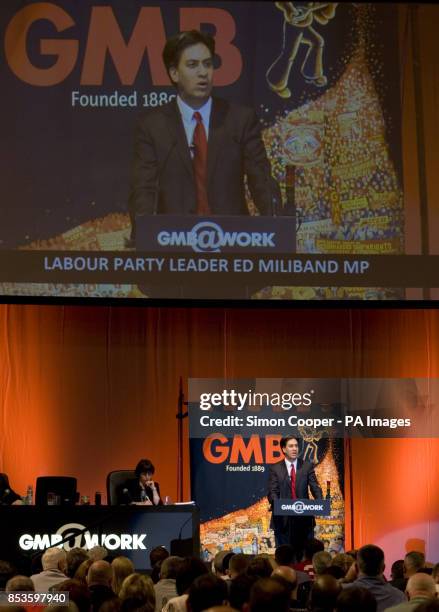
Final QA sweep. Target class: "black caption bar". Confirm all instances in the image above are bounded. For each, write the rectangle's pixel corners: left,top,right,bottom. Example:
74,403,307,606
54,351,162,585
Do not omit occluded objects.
0,251,439,287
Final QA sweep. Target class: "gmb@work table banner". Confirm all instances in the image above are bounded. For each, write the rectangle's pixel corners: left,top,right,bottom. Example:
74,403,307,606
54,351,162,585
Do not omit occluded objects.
1,2,402,299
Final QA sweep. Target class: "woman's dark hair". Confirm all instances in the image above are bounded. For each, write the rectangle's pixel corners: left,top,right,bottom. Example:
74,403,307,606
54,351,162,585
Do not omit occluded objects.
246,556,273,579
135,459,155,478
336,586,377,612
53,579,91,612
176,557,209,596
162,30,215,81
390,559,404,580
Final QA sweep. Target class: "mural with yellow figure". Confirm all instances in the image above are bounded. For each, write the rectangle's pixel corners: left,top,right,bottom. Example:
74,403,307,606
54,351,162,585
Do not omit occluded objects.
267,2,338,98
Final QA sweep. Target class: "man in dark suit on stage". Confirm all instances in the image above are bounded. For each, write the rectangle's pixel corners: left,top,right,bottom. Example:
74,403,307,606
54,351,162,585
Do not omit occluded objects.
268,436,323,562
128,29,281,239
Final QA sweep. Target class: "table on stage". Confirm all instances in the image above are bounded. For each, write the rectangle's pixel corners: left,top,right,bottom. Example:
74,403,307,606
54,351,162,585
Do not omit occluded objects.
0,505,199,573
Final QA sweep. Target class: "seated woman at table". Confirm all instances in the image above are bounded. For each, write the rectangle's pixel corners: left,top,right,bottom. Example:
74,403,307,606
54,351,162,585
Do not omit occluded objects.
118,459,162,506
0,473,24,505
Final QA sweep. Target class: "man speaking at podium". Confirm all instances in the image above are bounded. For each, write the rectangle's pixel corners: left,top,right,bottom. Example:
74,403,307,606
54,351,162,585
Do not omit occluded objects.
268,436,323,562
128,29,280,239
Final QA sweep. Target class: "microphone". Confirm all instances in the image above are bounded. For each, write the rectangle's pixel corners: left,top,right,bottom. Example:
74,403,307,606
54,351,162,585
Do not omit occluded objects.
178,514,193,540
170,513,195,557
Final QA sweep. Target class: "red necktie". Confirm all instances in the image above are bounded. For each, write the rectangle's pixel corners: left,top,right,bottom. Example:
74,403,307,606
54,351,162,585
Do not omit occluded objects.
290,464,297,500
192,111,210,215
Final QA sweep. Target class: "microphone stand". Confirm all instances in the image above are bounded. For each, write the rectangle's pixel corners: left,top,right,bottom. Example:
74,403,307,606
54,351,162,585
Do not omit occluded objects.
176,377,188,502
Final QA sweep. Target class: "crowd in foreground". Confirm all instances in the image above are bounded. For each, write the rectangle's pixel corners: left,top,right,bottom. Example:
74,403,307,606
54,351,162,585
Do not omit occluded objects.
0,540,438,612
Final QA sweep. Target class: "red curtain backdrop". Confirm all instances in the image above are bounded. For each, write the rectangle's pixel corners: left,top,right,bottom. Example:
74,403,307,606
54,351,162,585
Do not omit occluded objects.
0,305,438,568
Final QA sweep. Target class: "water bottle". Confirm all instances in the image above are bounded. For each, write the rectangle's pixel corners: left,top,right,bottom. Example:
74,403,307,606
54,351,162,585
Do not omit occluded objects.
140,489,147,503
26,485,33,505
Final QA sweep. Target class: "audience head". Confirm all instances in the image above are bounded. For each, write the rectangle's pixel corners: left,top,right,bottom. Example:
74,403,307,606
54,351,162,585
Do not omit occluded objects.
406,573,437,600
100,600,122,612
74,559,93,585
246,556,274,579
313,551,332,576
222,552,234,575
390,560,405,581
415,602,439,612
175,557,208,596
111,556,134,596
275,545,295,567
325,565,345,579
304,539,325,561
47,603,79,612
213,551,232,577
88,546,109,562
357,545,385,578
404,551,425,577
53,579,92,612
187,574,228,612
229,574,258,611
432,563,439,583
119,573,155,612
87,560,113,587
66,548,90,579
332,553,355,577
149,546,169,568
149,546,169,584
159,555,182,580
6,576,34,592
228,554,250,579
336,586,377,612
0,560,17,589
271,566,298,595
309,575,342,612
203,608,239,612
42,548,68,574
245,577,290,612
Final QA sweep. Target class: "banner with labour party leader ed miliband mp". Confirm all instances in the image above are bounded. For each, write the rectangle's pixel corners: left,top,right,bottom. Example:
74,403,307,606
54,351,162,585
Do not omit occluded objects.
189,379,345,560
1,2,402,300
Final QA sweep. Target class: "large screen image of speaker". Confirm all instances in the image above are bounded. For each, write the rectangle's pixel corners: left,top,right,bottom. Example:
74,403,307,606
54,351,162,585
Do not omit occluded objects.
2,2,434,301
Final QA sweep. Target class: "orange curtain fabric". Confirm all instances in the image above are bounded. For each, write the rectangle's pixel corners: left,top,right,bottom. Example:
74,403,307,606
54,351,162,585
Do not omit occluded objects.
401,4,439,297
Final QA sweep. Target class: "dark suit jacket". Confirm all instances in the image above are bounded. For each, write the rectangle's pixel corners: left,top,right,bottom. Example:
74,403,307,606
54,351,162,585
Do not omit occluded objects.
268,459,322,528
117,478,162,505
128,97,281,226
